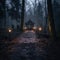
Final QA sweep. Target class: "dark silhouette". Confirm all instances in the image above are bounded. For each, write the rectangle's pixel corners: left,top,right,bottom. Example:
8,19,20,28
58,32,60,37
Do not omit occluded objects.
20,0,25,32
47,0,57,40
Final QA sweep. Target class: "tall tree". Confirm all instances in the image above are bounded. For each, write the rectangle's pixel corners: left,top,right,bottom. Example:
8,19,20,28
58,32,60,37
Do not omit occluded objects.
53,0,60,37
0,0,6,27
11,0,21,20
36,2,43,27
47,0,57,40
20,0,25,31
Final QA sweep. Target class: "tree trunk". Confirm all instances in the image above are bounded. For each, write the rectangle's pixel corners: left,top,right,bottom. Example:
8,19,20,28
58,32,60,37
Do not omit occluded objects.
47,0,57,40
20,0,25,32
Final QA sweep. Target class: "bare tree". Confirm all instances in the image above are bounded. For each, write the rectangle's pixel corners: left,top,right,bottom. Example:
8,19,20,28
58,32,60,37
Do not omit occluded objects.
10,0,21,20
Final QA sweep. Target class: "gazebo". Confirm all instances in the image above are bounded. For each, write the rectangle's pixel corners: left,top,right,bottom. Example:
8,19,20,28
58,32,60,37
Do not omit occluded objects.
25,19,34,30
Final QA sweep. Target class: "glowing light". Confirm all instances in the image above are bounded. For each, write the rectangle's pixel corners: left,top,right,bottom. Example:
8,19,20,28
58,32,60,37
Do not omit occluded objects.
39,27,42,31
8,29,12,33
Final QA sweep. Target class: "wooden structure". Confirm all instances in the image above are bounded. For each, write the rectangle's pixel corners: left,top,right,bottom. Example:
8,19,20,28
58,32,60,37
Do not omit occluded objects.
25,20,34,30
